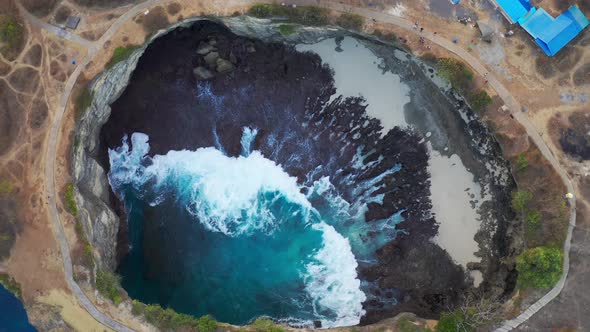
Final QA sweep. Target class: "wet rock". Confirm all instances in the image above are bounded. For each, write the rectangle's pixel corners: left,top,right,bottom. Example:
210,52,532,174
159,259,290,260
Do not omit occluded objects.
467,262,482,270
216,58,234,73
204,51,219,67
196,41,216,55
229,52,237,64
193,66,214,80
246,45,256,53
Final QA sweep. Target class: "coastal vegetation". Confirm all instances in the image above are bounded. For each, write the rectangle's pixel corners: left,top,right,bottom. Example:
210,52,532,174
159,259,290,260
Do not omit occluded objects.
131,300,218,331
249,4,329,26
75,84,94,120
435,296,501,332
336,13,365,31
278,24,296,36
251,317,285,332
516,247,563,288
64,184,78,216
0,274,22,299
515,153,529,172
0,15,25,61
106,45,140,69
96,269,123,305
0,179,13,195
435,58,492,112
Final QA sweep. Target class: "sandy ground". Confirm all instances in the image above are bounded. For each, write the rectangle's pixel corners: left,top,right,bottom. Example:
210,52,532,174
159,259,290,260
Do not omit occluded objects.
1,0,589,331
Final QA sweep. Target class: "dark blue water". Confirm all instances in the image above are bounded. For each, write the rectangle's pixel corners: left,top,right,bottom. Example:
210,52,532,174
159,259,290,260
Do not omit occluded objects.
0,285,36,332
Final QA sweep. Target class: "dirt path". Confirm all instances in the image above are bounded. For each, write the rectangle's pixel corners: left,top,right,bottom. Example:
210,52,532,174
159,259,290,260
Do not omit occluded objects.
16,0,577,331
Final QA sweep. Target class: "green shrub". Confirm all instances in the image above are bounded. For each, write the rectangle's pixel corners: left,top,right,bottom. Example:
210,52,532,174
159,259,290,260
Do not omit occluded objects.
96,270,122,305
278,24,296,36
249,4,274,17
130,300,217,331
516,246,562,288
436,311,472,332
75,86,93,120
0,179,13,195
526,210,541,229
106,45,139,68
336,13,364,30
515,153,529,172
436,58,474,93
0,274,22,299
0,16,25,60
251,317,284,332
131,300,144,316
197,315,218,332
468,90,492,112
248,3,329,26
511,190,532,214
64,184,78,216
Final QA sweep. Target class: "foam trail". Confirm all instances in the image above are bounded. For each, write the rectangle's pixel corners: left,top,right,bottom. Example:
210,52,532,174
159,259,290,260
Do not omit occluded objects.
240,127,259,157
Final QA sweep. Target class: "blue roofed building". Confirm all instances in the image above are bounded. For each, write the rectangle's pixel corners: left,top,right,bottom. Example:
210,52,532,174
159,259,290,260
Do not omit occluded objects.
490,0,590,56
520,5,590,56
490,0,532,23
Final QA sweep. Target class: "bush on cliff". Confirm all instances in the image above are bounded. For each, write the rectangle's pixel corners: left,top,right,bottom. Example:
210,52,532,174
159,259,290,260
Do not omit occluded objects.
131,300,218,331
0,274,22,299
251,317,284,332
436,58,474,94
336,13,364,31
64,184,78,216
75,85,93,120
106,45,139,69
96,270,122,305
516,246,562,289
467,90,492,112
249,3,329,26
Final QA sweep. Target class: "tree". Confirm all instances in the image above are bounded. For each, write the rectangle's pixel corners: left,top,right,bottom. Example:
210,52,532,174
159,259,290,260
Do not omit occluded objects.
525,210,541,229
511,190,532,215
515,153,529,172
197,315,218,332
516,247,562,288
468,90,492,112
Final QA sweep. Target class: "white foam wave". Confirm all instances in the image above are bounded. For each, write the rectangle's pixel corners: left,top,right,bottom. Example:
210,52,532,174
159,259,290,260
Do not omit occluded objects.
108,133,366,327
304,223,366,327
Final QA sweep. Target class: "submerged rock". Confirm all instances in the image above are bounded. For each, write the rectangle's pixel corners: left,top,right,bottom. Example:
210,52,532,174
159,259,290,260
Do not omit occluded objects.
193,66,214,80
216,58,234,73
196,41,216,55
203,51,219,67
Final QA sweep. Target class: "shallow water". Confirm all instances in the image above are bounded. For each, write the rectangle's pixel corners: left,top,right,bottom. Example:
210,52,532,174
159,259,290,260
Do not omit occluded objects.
0,285,36,332
298,37,487,279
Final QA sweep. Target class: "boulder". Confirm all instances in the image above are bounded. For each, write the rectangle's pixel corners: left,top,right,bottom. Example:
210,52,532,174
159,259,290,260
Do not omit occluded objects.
196,42,216,55
193,66,214,80
216,58,234,73
204,51,220,67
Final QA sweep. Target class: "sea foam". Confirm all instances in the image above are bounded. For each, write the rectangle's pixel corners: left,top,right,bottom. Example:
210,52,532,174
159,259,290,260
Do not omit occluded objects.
108,132,366,327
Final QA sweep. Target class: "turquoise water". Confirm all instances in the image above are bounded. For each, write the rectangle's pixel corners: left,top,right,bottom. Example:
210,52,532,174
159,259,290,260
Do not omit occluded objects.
110,132,403,327
0,285,36,332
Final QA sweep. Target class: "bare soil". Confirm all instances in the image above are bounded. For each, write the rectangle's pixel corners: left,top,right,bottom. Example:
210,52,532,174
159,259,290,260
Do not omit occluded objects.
0,80,24,156
7,67,40,94
23,43,42,67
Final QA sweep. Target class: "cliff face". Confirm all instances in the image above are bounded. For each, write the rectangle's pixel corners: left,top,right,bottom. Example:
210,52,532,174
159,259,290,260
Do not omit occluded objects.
72,46,146,269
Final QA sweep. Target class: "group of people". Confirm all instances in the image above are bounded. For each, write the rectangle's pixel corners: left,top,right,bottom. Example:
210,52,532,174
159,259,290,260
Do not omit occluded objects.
413,21,432,49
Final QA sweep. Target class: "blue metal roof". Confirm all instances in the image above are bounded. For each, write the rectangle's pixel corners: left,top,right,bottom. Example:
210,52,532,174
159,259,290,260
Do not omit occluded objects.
494,0,532,22
520,5,589,56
